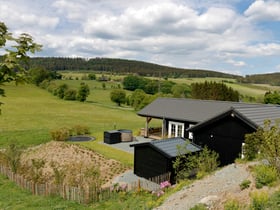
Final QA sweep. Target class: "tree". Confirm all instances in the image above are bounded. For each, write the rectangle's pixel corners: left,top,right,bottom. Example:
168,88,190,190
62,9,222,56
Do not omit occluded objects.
264,91,280,104
56,83,69,99
0,22,42,111
28,67,59,86
110,89,126,106
130,89,147,110
77,82,90,102
191,81,239,101
88,73,96,80
122,75,148,91
172,84,191,98
64,89,77,100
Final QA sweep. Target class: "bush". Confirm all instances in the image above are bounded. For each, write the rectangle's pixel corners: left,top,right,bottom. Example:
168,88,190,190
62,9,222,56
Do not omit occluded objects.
190,204,207,210
50,127,70,141
253,164,278,188
240,179,251,190
64,89,77,100
250,191,269,210
72,125,90,135
173,145,219,182
224,199,243,210
267,190,280,209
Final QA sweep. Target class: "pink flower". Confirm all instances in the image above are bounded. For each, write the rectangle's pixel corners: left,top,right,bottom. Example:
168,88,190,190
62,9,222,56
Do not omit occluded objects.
157,190,164,197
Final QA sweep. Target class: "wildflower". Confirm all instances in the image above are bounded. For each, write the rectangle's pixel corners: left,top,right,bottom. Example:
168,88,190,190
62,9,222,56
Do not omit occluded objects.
157,190,164,197
160,181,171,189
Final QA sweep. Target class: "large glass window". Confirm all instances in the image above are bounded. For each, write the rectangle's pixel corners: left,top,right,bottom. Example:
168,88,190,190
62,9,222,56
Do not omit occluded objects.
168,121,184,138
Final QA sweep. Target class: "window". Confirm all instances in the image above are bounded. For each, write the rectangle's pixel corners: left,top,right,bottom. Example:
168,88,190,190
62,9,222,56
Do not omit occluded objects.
168,121,184,138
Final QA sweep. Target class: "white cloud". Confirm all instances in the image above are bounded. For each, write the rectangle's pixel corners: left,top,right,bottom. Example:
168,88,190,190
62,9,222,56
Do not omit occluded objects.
1,0,280,75
226,59,246,67
245,0,280,22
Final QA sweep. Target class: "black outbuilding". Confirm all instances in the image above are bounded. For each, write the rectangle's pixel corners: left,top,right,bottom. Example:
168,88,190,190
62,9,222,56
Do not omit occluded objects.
131,137,201,184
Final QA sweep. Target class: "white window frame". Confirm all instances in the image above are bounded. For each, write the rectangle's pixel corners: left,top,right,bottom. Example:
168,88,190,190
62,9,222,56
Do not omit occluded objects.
168,121,185,138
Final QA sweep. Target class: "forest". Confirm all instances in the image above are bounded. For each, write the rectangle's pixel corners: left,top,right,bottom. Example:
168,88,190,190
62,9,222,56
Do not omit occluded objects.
29,57,241,79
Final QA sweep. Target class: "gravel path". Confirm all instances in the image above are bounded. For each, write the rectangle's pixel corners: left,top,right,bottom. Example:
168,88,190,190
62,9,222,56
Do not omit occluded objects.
154,163,252,210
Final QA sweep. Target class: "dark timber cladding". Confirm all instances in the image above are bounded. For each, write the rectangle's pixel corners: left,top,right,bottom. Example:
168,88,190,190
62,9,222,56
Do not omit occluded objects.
132,137,201,184
137,97,280,165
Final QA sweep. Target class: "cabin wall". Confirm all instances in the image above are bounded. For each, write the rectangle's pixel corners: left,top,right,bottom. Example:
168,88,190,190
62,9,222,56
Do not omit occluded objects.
134,146,169,179
192,115,255,165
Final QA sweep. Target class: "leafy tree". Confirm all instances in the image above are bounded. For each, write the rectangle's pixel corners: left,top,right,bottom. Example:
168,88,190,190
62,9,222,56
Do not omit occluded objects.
172,84,191,98
130,89,147,110
144,80,158,94
56,83,68,99
264,91,280,104
122,75,148,91
0,22,42,111
88,73,96,80
77,82,90,102
160,80,176,94
28,67,60,86
110,89,126,106
64,89,77,100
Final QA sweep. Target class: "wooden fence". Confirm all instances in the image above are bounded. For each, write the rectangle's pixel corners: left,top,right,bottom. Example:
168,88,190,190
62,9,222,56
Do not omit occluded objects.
0,164,170,204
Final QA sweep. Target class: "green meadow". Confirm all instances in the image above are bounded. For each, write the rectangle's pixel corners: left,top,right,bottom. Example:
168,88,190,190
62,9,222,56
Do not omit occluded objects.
0,81,144,165
1,75,280,209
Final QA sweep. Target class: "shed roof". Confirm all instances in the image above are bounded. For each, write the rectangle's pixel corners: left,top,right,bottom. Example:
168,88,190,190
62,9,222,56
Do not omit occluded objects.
132,137,201,158
137,98,280,128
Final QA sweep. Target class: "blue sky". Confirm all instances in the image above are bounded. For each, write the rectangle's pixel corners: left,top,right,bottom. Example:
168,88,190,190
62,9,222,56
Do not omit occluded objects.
1,0,280,76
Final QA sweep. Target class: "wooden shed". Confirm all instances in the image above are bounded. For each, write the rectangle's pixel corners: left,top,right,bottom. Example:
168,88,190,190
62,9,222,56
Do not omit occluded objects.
132,137,201,184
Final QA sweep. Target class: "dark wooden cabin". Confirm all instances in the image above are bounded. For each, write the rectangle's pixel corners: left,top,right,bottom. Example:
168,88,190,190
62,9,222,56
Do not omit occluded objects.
137,98,280,165
132,137,201,184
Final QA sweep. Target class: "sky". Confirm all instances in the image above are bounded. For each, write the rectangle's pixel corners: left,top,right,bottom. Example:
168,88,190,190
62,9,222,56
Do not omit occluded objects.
1,0,280,76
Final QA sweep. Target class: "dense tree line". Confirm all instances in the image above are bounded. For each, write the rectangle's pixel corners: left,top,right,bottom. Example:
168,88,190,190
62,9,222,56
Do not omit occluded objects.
29,57,241,79
191,81,239,101
239,73,280,86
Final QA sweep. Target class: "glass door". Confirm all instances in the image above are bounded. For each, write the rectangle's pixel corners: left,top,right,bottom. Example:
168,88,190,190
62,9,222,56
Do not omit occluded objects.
168,121,184,138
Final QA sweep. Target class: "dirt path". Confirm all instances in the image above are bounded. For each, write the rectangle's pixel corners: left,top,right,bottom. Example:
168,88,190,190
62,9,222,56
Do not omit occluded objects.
155,163,254,210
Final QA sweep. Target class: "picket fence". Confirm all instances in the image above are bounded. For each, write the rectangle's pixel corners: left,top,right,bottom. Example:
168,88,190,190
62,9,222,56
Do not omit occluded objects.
0,164,170,204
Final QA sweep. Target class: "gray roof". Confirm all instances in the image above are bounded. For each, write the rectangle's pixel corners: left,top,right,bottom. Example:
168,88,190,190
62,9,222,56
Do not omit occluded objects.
150,137,201,158
137,98,280,129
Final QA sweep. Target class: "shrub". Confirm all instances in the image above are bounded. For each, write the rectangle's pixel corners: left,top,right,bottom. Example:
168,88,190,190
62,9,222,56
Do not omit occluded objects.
173,145,219,182
72,125,90,135
240,179,251,190
253,164,278,189
50,127,70,141
267,190,280,209
224,199,244,210
4,142,23,173
64,89,77,100
250,191,269,210
190,204,207,210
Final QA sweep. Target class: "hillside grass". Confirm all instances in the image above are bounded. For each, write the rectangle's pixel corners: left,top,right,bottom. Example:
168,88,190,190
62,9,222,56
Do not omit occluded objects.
2,75,280,209
0,83,144,165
